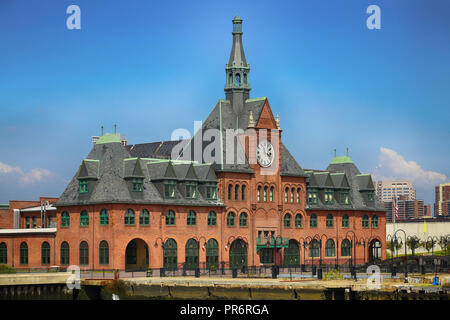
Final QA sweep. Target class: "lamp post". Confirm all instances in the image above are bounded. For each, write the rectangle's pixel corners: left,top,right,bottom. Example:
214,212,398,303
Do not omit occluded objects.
393,229,408,283
426,236,438,256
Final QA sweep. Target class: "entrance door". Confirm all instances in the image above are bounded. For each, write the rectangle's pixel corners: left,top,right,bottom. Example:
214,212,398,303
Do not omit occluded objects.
125,239,149,271
229,239,247,269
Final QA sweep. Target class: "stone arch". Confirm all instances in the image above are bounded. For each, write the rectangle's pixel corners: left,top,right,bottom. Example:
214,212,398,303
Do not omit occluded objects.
125,238,149,271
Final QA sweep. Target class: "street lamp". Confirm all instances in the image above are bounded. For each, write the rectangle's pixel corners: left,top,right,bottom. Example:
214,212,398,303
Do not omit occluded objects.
393,229,408,283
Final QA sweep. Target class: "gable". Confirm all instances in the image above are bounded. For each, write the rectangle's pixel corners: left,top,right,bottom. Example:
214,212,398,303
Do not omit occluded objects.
255,99,277,129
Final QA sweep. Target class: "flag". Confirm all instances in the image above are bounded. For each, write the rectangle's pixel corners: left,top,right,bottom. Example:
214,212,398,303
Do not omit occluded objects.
424,220,427,233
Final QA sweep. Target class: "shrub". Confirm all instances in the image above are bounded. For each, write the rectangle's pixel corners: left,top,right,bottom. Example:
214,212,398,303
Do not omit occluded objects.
0,264,16,274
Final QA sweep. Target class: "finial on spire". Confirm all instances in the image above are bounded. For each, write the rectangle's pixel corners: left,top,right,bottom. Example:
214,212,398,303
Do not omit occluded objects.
114,123,117,134
101,125,104,136
248,111,255,128
276,114,280,129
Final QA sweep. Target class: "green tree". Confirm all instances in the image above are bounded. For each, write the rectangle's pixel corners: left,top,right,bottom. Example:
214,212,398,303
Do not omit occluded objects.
406,236,422,255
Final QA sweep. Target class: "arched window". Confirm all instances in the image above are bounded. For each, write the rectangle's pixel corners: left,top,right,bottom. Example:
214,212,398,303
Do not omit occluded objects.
263,186,268,202
206,239,219,269
284,240,300,267
284,213,292,227
227,212,235,227
208,211,217,226
362,215,369,228
41,242,50,265
291,188,295,203
163,238,177,270
270,186,274,202
125,209,135,225
241,185,246,201
235,184,239,200
285,187,289,203
295,214,302,228
341,239,351,256
166,210,175,225
244,73,247,84
297,188,301,203
0,242,7,264
228,184,233,200
257,186,261,202
100,209,109,226
20,242,28,265
99,240,109,265
310,214,317,227
371,215,378,228
79,241,89,266
60,242,69,265
80,210,89,227
229,73,233,85
229,239,247,269
185,239,199,270
187,210,197,226
309,239,319,257
342,214,349,228
61,211,70,228
326,214,334,228
325,239,335,257
140,209,150,225
235,73,241,86
239,212,247,227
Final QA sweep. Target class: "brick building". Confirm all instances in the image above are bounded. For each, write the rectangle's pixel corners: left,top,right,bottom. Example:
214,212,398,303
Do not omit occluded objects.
0,16,386,270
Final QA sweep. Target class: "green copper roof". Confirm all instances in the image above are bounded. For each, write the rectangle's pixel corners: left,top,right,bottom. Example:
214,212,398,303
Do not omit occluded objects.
330,155,354,165
245,97,266,103
96,134,122,145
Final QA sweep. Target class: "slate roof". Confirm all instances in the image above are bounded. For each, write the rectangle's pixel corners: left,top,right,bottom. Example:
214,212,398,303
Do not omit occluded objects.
54,138,223,207
304,156,386,212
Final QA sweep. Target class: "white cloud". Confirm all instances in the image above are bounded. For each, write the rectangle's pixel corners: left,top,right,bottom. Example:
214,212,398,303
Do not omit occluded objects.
372,147,447,189
0,161,55,185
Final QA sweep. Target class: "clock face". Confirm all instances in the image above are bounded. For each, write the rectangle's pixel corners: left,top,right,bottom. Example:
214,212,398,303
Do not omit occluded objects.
256,140,274,167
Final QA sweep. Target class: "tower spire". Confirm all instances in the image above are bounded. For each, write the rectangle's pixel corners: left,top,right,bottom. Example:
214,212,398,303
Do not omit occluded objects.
225,16,251,115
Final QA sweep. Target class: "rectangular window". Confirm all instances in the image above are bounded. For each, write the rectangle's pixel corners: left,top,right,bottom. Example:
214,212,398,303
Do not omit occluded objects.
206,184,218,200
25,216,30,229
185,182,197,199
164,181,176,199
325,189,334,204
368,192,375,202
32,216,37,228
308,189,318,204
260,248,274,264
341,191,349,204
79,180,88,193
132,178,143,192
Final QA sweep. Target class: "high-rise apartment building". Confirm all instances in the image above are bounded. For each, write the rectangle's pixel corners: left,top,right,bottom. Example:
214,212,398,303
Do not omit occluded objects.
375,180,416,202
434,183,450,217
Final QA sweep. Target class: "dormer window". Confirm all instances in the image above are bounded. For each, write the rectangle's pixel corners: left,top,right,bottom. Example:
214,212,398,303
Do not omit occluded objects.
164,181,176,199
367,191,375,202
79,180,88,193
185,182,197,199
324,189,334,204
132,178,143,192
308,189,318,204
341,191,350,204
206,183,218,200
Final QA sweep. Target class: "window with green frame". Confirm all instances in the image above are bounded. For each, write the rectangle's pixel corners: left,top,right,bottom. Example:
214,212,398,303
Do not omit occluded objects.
367,191,375,202
341,191,350,204
163,238,177,270
186,182,197,199
324,189,334,204
32,216,36,228
25,216,30,228
208,211,216,226
341,239,351,256
139,209,150,225
284,213,292,227
270,186,274,202
80,210,89,227
297,188,301,203
164,181,176,199
60,242,69,265
79,241,89,266
61,211,70,228
227,212,235,227
259,248,274,264
41,242,50,265
263,186,268,202
310,214,317,227
79,179,88,193
206,183,218,200
0,243,7,264
291,188,295,203
206,239,219,269
241,185,246,201
185,239,199,270
228,184,232,200
326,214,334,227
308,189,318,204
342,214,349,228
235,184,239,200
20,242,28,265
257,186,261,202
187,210,196,225
295,214,302,228
309,240,319,257
371,215,378,228
124,209,135,225
239,212,247,227
100,209,108,226
99,241,109,265
362,215,369,228
325,239,335,257
132,178,143,192
285,187,289,203
166,210,175,225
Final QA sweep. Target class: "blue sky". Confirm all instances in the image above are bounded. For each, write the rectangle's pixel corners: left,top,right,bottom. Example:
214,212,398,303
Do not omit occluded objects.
0,0,449,207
